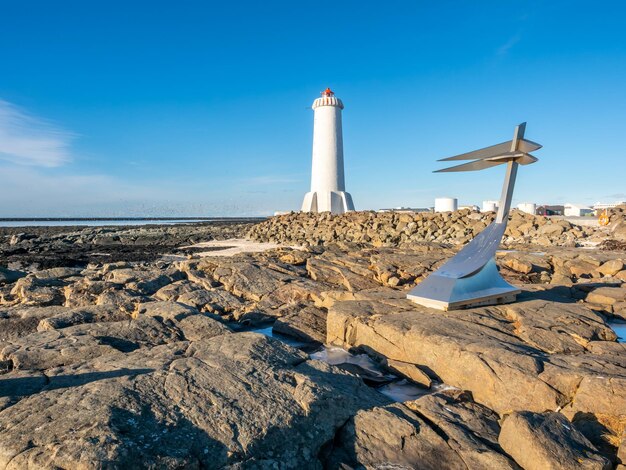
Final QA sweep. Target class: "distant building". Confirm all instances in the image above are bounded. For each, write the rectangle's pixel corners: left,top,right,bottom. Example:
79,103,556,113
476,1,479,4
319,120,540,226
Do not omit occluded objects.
593,201,626,210
564,203,594,217
378,207,432,213
536,205,564,216
517,202,536,215
459,205,480,211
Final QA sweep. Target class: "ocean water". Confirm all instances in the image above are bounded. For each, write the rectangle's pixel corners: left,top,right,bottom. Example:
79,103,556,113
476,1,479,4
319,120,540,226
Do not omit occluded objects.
609,321,626,343
0,218,253,228
248,325,436,403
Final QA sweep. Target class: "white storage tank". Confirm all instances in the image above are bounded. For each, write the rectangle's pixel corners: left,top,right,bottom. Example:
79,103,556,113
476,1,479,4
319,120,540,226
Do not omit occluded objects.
482,200,499,212
517,203,536,215
434,197,458,213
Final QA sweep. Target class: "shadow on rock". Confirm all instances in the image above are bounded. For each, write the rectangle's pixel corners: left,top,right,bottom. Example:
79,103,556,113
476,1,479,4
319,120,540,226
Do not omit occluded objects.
0,368,154,397
518,286,577,304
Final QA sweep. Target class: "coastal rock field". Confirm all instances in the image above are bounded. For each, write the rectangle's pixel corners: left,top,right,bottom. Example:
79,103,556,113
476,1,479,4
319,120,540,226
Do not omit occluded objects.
0,209,625,469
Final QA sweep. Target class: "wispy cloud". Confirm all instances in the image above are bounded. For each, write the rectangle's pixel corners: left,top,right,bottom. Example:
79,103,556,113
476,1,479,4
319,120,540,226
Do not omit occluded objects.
0,99,74,167
238,174,303,185
496,33,521,56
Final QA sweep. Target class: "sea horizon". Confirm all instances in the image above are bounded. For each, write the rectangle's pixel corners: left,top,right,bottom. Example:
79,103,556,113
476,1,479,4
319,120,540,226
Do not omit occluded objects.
0,216,266,228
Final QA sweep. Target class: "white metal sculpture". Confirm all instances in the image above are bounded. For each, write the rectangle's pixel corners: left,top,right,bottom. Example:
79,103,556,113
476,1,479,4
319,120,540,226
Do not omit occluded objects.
301,88,355,214
407,123,541,310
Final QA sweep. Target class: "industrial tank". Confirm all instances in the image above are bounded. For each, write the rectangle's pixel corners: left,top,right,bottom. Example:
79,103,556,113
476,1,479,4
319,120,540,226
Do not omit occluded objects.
482,200,499,213
434,197,458,213
517,202,536,215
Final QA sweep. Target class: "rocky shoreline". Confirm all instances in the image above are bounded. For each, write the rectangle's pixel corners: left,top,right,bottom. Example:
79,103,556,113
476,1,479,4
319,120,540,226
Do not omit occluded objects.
0,213,625,469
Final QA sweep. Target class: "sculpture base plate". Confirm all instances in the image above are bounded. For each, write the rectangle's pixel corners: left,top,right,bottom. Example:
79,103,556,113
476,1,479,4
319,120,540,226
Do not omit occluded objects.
407,288,520,311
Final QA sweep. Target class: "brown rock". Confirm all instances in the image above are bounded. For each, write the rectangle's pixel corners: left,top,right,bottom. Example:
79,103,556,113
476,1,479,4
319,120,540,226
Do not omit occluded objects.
406,390,518,469
384,358,432,387
327,297,564,414
502,255,533,274
326,404,467,469
0,333,386,468
587,287,626,306
499,411,611,470
597,259,625,276
272,305,326,343
570,261,598,278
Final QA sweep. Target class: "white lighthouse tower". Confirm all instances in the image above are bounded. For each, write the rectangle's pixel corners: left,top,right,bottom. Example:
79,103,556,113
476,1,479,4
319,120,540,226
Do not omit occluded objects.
301,88,355,214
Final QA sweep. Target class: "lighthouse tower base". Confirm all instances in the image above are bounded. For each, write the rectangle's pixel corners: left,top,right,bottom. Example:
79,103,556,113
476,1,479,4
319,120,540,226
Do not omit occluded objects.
301,190,355,214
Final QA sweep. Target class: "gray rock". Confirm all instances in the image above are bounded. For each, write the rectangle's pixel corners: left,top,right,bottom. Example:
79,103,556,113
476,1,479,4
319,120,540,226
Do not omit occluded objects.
499,411,611,470
0,333,385,469
0,268,26,286
326,403,467,469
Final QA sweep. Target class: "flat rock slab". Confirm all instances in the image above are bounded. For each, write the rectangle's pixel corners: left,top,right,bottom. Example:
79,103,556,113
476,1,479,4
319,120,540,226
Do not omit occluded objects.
0,333,387,469
179,239,297,258
327,290,626,420
499,411,611,470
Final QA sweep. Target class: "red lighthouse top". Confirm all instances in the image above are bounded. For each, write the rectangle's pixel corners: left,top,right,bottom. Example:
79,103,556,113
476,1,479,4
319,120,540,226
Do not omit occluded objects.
321,88,335,97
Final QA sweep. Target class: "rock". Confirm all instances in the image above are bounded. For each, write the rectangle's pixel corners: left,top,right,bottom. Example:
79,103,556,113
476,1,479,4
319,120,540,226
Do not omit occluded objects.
326,403,467,469
176,288,245,315
586,287,626,306
328,297,564,414
96,288,149,313
326,390,517,468
102,261,132,273
306,256,379,292
37,305,128,331
177,313,231,341
209,257,295,302
0,268,26,286
570,261,599,278
0,333,386,468
136,301,202,322
32,267,82,280
248,210,599,248
502,255,533,274
279,250,310,265
0,316,185,370
406,390,518,469
502,297,617,353
619,437,626,466
63,278,109,307
597,259,625,276
273,305,326,343
499,411,611,470
327,291,624,421
153,280,199,301
384,358,432,387
10,277,65,307
612,221,626,241
0,306,70,341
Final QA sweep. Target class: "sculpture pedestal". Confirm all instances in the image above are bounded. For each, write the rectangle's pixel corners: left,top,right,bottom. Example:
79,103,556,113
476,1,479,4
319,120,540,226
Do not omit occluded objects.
407,258,520,311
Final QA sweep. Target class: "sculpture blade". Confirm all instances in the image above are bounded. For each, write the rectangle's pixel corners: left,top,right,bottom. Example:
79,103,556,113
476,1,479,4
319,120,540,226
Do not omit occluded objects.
438,139,541,162
517,153,538,165
435,159,503,173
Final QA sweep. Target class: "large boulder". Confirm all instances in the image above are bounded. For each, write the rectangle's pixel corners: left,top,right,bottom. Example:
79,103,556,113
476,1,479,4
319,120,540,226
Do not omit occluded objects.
0,333,386,469
499,411,611,470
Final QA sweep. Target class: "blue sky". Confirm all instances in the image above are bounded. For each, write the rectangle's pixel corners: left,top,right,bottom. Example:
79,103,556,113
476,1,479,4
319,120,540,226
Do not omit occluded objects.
1,1,625,216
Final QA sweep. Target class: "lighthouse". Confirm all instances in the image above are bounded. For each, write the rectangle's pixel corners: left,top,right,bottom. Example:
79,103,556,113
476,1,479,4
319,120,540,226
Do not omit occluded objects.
301,88,355,214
